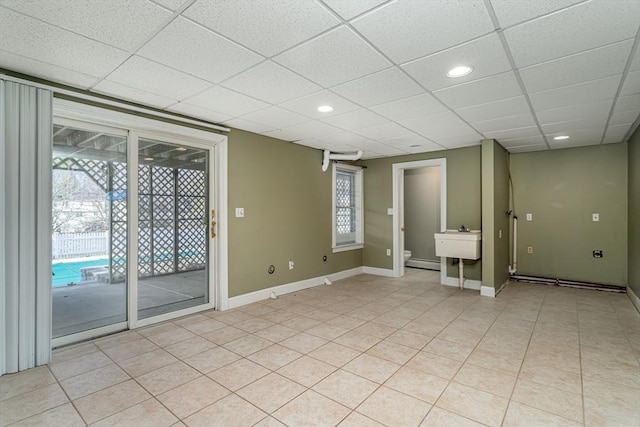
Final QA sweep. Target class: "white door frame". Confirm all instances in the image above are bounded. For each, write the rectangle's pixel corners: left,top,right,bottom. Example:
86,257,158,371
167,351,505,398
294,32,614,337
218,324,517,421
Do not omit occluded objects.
392,158,447,283
51,100,229,346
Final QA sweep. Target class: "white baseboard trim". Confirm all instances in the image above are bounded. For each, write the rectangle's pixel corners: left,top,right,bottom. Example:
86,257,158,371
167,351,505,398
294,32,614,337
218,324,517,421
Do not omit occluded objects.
627,286,640,313
227,267,363,309
362,266,395,277
481,286,496,298
443,277,481,290
406,259,440,270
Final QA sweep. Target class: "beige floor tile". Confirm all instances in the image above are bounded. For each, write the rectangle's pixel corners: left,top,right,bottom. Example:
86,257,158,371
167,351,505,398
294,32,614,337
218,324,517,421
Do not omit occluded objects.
117,348,178,377
313,369,378,409
92,398,178,427
333,331,381,352
342,353,400,384
279,332,328,354
60,363,129,400
306,322,350,340
503,401,582,427
466,347,522,376
239,302,276,317
308,342,362,367
366,339,418,364
146,326,196,348
237,373,306,413
164,336,217,359
436,325,485,346
136,361,201,395
273,390,351,426
213,309,256,325
100,338,159,362
184,346,241,374
234,317,276,333
52,342,100,364
277,355,337,388
326,315,367,330
73,379,150,424
254,416,286,427
0,366,56,401
371,312,411,328
436,382,509,427
583,376,640,426
9,403,85,427
304,309,341,322
406,351,463,380
182,318,227,335
247,344,302,370
423,337,476,362
94,331,143,350
254,324,300,342
420,407,485,426
0,383,68,426
353,322,397,339
357,386,431,426
157,376,229,419
511,378,583,423
581,357,640,389
453,364,517,399
223,334,273,356
518,360,582,394
49,350,113,380
200,325,247,345
207,358,270,391
183,393,267,427
386,329,433,350
338,411,385,426
172,313,210,327
523,346,581,374
385,366,449,404
280,316,323,331
138,322,183,338
259,309,299,324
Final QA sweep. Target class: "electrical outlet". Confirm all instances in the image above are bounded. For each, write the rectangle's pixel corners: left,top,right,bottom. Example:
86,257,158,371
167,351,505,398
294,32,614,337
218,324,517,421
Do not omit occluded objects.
527,246,534,254
235,207,245,218
526,213,533,221
592,213,599,222
288,259,294,270
386,249,391,256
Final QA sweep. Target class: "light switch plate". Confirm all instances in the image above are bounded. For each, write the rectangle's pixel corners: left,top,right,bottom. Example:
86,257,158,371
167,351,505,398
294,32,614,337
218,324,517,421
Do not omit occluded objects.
526,213,532,221
387,208,393,215
235,208,245,218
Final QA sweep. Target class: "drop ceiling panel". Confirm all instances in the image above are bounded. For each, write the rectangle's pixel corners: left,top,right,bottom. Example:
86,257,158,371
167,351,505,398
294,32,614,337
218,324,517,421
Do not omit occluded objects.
0,7,128,77
0,50,99,89
317,132,376,146
402,34,511,91
609,110,639,126
400,110,470,135
396,141,445,154
529,75,622,112
620,70,640,96
542,118,607,135
183,86,269,118
105,56,211,100
484,126,542,141
222,61,321,104
151,0,185,11
167,102,232,124
320,109,388,131
352,0,494,64
472,113,537,133
354,122,416,140
0,0,171,51
519,40,633,93
548,129,604,149
504,0,640,68
431,134,483,149
380,133,435,147
351,140,407,157
240,106,311,128
274,26,391,87
280,121,343,139
138,17,263,83
280,90,360,119
322,0,387,20
331,68,424,107
498,136,546,148
604,124,633,143
536,99,614,125
93,80,176,109
614,94,640,113
184,0,339,57
261,129,304,141
434,71,523,109
370,93,448,122
455,96,531,123
221,118,276,134
489,0,584,28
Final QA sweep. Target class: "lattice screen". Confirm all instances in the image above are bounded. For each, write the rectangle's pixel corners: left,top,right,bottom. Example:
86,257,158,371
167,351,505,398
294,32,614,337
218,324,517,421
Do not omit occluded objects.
336,171,356,235
110,162,127,283
177,169,207,272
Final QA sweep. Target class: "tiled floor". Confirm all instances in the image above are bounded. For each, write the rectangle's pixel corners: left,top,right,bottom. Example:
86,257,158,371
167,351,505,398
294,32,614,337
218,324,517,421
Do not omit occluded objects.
2,269,639,426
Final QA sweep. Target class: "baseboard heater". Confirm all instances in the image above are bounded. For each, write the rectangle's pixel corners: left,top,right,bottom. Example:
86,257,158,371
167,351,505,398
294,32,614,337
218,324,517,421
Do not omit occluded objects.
510,274,626,293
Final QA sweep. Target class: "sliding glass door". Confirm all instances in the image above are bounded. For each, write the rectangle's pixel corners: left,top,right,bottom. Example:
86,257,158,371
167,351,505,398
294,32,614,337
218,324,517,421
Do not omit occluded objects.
52,119,216,343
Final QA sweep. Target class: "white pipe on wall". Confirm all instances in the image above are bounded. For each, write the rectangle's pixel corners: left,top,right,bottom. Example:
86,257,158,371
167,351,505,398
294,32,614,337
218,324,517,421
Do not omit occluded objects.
322,150,363,172
509,216,518,274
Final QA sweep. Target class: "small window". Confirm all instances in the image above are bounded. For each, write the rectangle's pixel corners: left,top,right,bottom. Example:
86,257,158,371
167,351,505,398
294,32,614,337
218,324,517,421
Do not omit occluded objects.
332,163,363,252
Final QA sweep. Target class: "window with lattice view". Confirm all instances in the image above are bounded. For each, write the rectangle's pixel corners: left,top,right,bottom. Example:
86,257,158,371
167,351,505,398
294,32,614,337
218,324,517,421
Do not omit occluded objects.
332,163,363,251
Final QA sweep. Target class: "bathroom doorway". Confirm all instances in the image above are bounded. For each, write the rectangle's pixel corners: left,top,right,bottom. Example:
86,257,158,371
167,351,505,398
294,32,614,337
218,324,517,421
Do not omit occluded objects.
392,159,447,283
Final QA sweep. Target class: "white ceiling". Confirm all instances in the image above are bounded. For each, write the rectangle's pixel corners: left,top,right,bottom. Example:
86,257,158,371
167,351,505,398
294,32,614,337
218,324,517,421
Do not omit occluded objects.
1,0,639,158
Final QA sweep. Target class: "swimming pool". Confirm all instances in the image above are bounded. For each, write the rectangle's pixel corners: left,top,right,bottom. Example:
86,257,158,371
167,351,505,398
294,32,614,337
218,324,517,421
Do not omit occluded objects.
52,258,109,287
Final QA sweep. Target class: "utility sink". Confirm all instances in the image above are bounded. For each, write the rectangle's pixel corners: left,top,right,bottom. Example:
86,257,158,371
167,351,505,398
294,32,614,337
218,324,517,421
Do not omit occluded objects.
434,230,482,260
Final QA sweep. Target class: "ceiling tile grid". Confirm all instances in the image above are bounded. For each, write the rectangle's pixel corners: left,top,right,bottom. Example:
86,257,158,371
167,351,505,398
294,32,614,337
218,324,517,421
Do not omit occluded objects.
1,0,639,158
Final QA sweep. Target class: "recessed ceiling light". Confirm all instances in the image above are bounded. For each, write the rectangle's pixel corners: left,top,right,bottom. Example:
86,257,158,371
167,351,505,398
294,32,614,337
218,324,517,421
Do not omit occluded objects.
553,135,570,140
317,105,334,113
446,65,473,78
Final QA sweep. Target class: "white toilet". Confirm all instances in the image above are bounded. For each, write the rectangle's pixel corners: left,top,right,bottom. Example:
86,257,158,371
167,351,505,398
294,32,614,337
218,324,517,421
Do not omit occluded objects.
403,250,412,264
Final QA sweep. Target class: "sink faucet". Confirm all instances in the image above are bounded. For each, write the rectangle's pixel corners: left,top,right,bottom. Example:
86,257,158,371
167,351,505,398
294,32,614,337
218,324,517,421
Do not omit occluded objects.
458,224,470,232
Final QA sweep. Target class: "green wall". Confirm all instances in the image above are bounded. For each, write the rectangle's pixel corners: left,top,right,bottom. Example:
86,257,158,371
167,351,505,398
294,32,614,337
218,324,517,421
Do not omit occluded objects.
629,127,640,297
227,129,362,297
510,143,628,286
481,140,510,290
362,146,482,280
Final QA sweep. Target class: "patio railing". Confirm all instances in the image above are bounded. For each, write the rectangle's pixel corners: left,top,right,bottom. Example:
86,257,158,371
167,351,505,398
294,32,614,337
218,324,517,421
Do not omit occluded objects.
52,231,108,259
